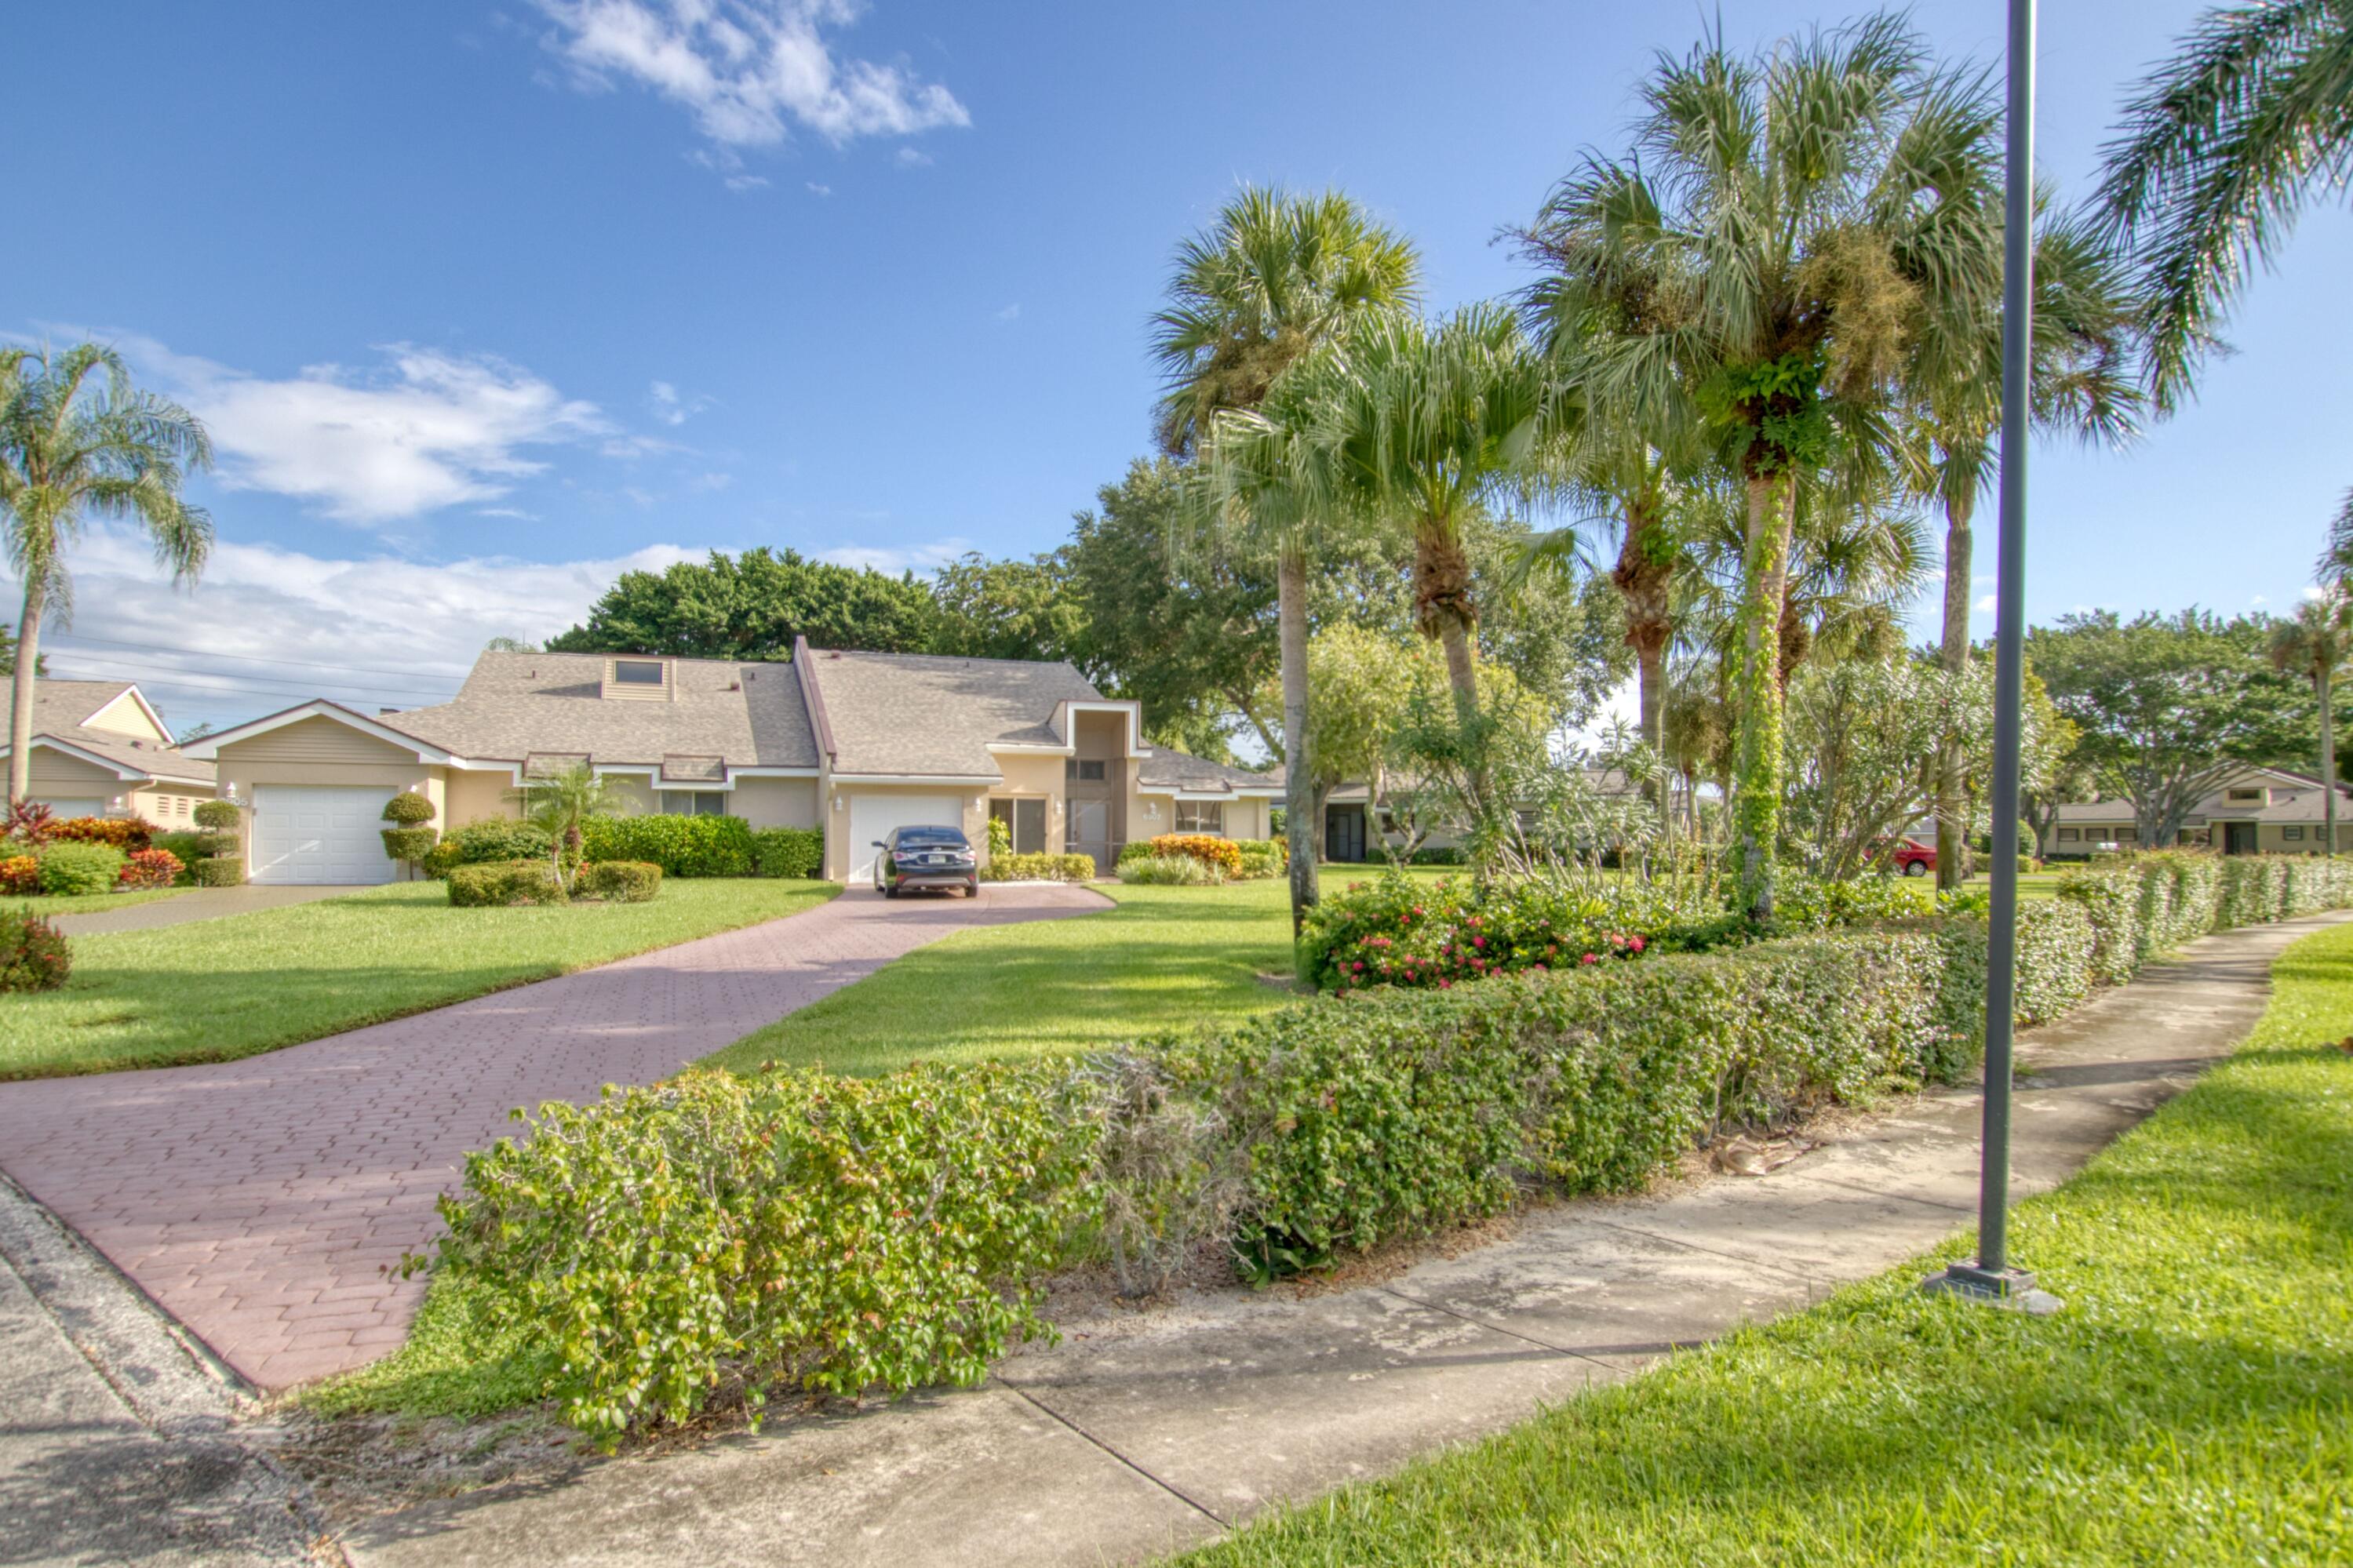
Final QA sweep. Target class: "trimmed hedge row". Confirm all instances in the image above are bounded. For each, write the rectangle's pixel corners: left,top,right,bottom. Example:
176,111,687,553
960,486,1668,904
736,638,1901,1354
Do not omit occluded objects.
579,813,755,877
423,852,2353,1442
750,826,821,879
2056,850,2353,981
982,851,1095,882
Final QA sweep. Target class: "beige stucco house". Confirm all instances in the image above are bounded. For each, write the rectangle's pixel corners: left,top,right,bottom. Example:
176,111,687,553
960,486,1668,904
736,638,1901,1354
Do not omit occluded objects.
0,679,216,824
2045,763,2353,859
182,639,1280,885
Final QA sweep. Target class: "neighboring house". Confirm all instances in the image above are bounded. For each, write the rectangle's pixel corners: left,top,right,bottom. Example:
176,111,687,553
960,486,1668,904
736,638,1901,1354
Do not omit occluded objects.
182,639,1280,886
0,678,216,824
1321,766,1649,863
2045,764,2353,859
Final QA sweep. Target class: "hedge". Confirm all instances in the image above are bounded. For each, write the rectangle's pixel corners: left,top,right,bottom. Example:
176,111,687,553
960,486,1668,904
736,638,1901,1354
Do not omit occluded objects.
420,852,2353,1443
446,859,567,908
2056,849,2353,981
190,857,246,888
50,816,154,851
751,826,822,879
982,851,1095,883
0,909,69,992
422,820,553,878
35,842,126,896
1148,834,1243,877
574,859,661,903
580,813,755,878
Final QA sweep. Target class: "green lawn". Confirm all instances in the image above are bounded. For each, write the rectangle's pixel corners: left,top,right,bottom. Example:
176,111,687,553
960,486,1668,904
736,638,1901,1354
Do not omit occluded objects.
12,886,190,920
1961,868,2065,902
0,879,836,1079
1167,918,2353,1567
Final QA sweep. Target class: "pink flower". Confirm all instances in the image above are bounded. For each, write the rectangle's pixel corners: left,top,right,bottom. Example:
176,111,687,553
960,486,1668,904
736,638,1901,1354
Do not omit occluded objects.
1438,979,1453,989
1581,953,1599,965
1472,935,1486,948
1352,961,1364,972
1630,935,1647,952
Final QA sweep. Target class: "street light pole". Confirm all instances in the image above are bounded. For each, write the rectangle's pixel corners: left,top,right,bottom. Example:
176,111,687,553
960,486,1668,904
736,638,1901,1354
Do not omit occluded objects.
1923,0,2063,1315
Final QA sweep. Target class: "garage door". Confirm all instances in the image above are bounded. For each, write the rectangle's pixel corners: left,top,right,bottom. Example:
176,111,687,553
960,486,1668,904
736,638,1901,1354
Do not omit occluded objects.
846,794,962,882
251,785,399,885
30,797,104,821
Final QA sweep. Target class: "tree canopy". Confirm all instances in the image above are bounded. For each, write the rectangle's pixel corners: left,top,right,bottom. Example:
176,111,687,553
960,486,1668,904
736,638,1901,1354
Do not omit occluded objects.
548,547,938,660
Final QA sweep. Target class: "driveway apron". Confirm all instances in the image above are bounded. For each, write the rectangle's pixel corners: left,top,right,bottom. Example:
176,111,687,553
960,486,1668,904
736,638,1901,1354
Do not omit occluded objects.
0,885,1106,1390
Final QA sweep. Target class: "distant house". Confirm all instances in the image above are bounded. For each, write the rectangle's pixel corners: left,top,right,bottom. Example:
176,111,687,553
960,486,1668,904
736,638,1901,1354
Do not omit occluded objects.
182,640,1280,886
0,678,216,823
1320,767,1648,863
2045,764,2353,859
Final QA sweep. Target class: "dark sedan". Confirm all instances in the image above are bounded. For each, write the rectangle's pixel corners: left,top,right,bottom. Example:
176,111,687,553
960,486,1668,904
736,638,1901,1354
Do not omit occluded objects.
873,824,979,897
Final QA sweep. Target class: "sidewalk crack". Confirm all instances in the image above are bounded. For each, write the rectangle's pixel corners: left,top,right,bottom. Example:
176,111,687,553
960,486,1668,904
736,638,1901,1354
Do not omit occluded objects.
996,1380,1229,1530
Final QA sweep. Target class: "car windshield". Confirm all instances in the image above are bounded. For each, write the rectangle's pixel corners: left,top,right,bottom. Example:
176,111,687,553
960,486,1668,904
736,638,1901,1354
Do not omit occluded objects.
895,828,967,847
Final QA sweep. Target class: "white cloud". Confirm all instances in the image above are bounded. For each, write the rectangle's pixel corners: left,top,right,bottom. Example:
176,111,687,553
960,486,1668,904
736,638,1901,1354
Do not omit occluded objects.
1975,595,1997,613
806,180,832,195
994,303,1021,322
645,380,716,427
688,471,734,492
817,536,973,575
2305,585,2329,602
8,523,696,731
894,145,932,166
2251,594,2269,606
536,0,967,151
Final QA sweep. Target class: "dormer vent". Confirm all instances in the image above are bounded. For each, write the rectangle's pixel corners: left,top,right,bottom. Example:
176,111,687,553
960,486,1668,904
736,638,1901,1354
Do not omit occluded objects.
601,657,676,702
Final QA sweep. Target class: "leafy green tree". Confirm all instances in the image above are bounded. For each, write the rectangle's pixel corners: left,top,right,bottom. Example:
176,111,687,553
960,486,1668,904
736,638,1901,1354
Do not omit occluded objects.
2097,0,2353,412
0,344,213,806
1156,186,1422,933
0,623,46,678
2268,592,2353,856
927,551,1083,665
549,547,936,660
1780,653,1975,879
1529,13,2005,919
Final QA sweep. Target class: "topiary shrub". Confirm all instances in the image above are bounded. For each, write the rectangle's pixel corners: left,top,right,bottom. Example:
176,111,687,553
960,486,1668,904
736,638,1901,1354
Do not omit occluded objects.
192,800,241,831
0,909,69,991
117,848,184,890
0,855,37,896
574,859,661,903
749,826,822,879
447,858,568,908
1149,834,1244,877
35,842,127,896
51,817,155,851
190,857,246,888
980,851,1095,883
421,819,554,878
381,827,439,868
580,813,756,878
382,791,437,826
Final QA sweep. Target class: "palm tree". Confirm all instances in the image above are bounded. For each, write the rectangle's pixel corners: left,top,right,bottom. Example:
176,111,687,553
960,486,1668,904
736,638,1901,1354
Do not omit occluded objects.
2318,487,2353,585
2268,592,2353,857
2097,0,2353,413
1525,14,2005,918
1915,204,2142,888
0,344,213,806
1151,187,1421,931
507,763,631,892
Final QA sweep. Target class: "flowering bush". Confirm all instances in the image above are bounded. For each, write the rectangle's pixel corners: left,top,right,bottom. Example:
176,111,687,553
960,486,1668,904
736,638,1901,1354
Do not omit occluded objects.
52,816,155,851
1149,834,1244,877
0,909,69,991
1119,852,1226,886
0,855,37,896
116,848,184,890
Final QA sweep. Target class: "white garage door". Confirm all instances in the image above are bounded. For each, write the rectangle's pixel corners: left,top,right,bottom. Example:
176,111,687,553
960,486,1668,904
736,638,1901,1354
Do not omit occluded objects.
252,785,399,885
847,794,962,882
30,797,104,820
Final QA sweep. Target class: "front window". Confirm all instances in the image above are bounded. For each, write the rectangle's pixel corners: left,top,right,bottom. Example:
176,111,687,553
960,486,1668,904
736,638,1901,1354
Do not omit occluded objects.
657,791,730,817
614,658,665,686
2286,825,2306,841
1175,801,1225,835
2057,828,2078,842
2226,788,2264,803
1065,759,1108,782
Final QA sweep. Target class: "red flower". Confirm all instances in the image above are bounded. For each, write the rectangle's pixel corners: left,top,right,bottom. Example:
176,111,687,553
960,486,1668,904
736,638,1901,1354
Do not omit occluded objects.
1581,953,1599,965
1630,935,1647,952
1472,935,1486,948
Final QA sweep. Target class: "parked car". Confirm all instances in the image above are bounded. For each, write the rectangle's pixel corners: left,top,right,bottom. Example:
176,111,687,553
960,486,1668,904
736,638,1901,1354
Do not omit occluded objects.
1889,838,1936,877
873,824,979,897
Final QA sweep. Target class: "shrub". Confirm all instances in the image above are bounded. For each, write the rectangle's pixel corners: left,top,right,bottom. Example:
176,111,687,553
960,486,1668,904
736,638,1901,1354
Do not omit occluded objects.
580,813,755,878
421,819,554,878
1118,853,1226,886
1149,834,1244,877
0,855,37,896
35,842,126,896
191,800,240,831
574,859,661,903
1406,845,1466,866
3,799,59,846
1772,871,1936,931
749,826,822,879
51,816,154,850
117,848,184,890
189,857,246,888
151,830,206,870
428,1062,1088,1446
446,859,568,908
1229,839,1288,880
0,909,69,992
982,852,1095,883
382,791,436,825
381,827,439,868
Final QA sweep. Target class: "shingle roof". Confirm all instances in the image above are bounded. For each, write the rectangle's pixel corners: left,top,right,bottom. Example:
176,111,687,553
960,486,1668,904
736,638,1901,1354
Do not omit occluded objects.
380,652,818,769
800,647,1104,777
1135,748,1284,793
0,679,213,784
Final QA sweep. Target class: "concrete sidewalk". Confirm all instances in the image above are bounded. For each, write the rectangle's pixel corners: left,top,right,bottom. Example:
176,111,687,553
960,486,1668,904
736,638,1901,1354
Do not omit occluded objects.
339,911,2348,1568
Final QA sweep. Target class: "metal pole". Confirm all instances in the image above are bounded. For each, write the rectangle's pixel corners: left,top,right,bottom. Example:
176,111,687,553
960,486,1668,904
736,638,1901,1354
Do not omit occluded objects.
1924,0,2061,1314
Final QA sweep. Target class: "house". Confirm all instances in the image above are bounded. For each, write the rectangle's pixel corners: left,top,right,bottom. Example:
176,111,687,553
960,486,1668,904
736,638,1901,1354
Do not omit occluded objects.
181,638,1282,885
0,678,216,824
2045,764,2353,859
1320,766,1651,863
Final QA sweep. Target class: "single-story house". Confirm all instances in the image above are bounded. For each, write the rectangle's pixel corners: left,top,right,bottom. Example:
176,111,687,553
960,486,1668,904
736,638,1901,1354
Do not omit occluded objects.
2045,764,2353,858
182,638,1281,885
1320,766,1649,862
0,678,216,824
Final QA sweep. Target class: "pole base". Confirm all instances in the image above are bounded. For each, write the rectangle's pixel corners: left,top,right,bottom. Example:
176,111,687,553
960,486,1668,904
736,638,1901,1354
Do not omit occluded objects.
1919,1262,2063,1315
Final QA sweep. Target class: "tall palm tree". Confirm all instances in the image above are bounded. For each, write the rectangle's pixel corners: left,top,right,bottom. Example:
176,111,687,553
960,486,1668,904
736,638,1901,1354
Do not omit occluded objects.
2269,591,2353,857
2097,0,2353,413
1916,203,2142,888
0,344,212,805
1526,13,2005,918
1151,187,1421,931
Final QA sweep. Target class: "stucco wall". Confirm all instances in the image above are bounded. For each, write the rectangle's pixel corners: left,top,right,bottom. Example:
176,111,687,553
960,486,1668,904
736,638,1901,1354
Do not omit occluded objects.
730,776,820,828
443,768,515,828
128,784,213,827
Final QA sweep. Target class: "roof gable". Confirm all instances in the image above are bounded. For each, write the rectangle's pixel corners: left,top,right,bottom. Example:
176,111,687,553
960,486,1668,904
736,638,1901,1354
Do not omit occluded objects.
799,644,1105,777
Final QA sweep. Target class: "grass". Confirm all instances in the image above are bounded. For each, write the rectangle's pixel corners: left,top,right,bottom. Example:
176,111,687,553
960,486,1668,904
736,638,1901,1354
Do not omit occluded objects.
1961,868,2065,902
1166,917,2353,1567
0,879,836,1079
12,886,189,919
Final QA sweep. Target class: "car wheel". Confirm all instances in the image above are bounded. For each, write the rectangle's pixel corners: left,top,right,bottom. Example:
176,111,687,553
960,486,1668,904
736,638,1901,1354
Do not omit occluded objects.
1903,860,1927,877
883,879,898,898
965,879,979,897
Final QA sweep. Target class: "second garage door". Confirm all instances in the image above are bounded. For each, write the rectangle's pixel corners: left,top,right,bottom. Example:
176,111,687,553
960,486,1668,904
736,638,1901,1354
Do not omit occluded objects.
846,794,963,883
251,784,399,885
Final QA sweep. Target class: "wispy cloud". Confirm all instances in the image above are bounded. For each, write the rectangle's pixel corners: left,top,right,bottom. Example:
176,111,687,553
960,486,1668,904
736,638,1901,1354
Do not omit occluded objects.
1975,595,1997,613
806,180,832,196
994,303,1021,322
818,536,973,575
646,380,716,426
534,0,967,157
894,145,932,166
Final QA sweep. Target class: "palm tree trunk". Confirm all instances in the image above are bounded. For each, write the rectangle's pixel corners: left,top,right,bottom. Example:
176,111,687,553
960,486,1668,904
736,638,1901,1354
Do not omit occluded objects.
1934,488,1975,890
1435,613,1479,723
1277,545,1318,941
7,577,46,807
2323,663,2338,859
1732,471,1794,922
1612,492,1674,820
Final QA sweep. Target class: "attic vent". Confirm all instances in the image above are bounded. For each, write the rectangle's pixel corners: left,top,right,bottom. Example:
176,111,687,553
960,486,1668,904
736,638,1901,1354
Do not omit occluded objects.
600,657,675,703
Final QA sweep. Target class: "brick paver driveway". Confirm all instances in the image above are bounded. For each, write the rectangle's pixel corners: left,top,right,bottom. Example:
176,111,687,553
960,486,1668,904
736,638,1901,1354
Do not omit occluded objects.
0,884,1107,1390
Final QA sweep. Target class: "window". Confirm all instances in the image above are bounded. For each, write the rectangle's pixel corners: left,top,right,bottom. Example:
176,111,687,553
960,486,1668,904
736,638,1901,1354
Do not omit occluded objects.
614,659,665,686
2115,826,2137,842
1065,759,1107,782
2286,825,2306,841
1175,801,1225,835
2226,787,2264,804
657,791,729,817
2057,828,2078,842
992,798,1048,854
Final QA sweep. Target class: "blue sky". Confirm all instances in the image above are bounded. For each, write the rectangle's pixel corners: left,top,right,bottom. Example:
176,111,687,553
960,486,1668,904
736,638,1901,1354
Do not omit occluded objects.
7,0,2350,733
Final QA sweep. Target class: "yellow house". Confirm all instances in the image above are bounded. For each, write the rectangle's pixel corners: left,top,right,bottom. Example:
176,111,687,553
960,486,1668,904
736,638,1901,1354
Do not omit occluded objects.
182,640,1278,885
0,679,216,824
2045,764,2353,858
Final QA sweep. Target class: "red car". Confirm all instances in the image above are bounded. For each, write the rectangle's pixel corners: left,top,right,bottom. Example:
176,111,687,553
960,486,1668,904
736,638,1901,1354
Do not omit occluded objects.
1889,838,1937,877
